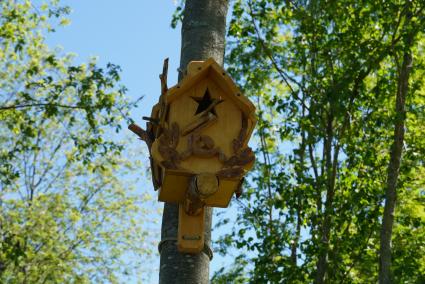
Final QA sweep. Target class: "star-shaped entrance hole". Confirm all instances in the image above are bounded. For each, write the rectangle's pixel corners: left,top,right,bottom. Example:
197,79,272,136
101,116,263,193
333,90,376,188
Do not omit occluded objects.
191,88,223,116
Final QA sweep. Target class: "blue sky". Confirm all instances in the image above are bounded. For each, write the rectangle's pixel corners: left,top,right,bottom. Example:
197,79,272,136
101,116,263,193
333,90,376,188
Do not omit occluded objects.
45,1,238,282
46,1,181,114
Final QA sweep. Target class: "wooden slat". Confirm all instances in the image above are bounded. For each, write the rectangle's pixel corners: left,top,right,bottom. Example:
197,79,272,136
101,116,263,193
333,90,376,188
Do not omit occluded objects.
178,205,205,253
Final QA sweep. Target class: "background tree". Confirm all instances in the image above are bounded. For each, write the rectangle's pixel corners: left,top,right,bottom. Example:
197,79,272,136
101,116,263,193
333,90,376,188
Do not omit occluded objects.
0,1,152,282
379,2,424,282
207,0,425,283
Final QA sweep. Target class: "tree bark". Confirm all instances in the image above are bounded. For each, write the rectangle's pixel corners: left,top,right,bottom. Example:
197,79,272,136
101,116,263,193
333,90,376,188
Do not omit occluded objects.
291,105,306,267
159,1,229,283
315,111,338,284
290,195,302,266
379,26,413,284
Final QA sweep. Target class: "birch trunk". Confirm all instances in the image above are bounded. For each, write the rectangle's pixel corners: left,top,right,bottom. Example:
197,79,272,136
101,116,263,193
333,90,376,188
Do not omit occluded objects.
379,33,413,284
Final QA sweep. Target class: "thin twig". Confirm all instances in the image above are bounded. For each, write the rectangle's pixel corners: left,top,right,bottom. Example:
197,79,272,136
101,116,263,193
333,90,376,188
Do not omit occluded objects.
246,0,310,112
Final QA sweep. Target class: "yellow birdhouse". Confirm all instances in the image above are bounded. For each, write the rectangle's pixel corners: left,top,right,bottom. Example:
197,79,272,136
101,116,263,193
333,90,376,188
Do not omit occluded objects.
129,58,256,253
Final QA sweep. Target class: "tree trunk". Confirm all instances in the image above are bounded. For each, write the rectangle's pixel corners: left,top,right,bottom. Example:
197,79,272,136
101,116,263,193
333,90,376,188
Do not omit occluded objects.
315,114,336,284
378,28,413,284
290,195,302,266
291,105,306,267
159,1,229,283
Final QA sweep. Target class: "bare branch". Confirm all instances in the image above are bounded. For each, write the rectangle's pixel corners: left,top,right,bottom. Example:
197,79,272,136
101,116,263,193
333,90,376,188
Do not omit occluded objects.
0,103,89,111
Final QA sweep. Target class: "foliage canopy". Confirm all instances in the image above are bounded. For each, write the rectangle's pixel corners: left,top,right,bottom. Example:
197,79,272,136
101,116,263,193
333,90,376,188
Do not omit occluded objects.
0,1,151,282
208,0,425,283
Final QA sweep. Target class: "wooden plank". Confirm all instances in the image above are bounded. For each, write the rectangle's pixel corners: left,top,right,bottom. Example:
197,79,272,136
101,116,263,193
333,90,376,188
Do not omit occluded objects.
187,61,205,76
166,66,209,103
209,65,255,115
159,170,240,208
204,178,239,207
181,111,217,136
158,170,193,203
178,205,205,253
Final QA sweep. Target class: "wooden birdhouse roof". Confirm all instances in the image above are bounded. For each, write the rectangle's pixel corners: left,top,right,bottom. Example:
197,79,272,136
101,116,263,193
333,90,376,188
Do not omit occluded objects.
166,58,256,119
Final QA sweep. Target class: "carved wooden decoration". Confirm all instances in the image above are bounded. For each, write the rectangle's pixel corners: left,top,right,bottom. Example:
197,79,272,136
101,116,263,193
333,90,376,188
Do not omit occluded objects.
129,58,256,253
